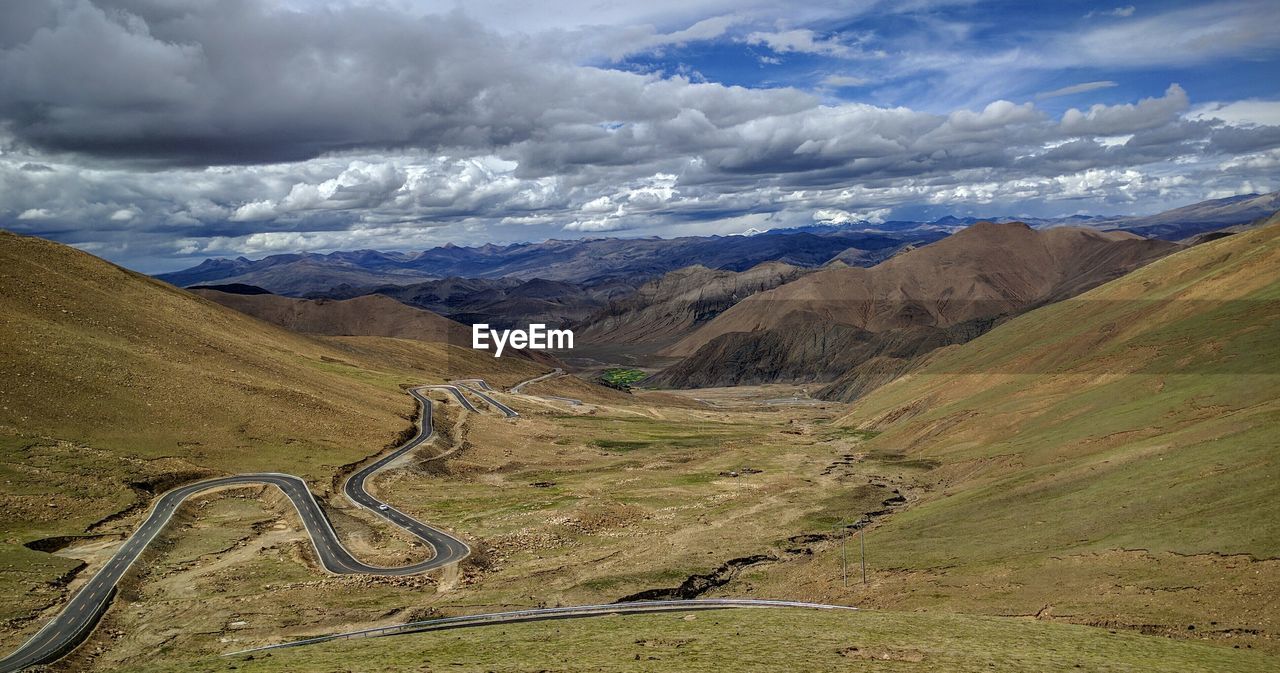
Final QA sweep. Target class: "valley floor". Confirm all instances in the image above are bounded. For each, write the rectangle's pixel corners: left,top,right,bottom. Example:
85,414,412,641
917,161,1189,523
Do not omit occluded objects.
2,376,1276,671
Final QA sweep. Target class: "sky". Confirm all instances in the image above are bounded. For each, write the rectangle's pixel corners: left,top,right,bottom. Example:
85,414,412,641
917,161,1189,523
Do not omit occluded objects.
1,1,1279,272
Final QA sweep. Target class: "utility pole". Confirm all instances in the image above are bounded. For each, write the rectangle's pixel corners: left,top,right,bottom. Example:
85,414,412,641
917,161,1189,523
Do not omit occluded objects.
841,522,848,587
861,524,867,585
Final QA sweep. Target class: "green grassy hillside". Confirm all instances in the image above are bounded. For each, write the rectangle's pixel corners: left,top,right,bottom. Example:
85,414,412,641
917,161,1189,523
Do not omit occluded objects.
808,216,1279,645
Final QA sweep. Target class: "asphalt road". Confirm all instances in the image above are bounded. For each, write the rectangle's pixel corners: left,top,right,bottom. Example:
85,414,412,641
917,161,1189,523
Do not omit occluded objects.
450,380,520,417
508,369,582,406
449,378,494,391
422,384,480,412
226,598,858,657
509,369,561,393
0,383,495,673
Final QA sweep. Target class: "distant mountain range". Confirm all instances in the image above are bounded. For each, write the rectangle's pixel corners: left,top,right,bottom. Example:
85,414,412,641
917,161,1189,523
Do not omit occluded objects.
1083,191,1280,240
156,192,1279,297
158,230,931,295
783,192,1280,239
150,190,1279,394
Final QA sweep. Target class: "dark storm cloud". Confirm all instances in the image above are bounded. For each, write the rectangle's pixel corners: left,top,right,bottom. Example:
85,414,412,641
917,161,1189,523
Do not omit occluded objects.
1,1,542,163
1209,125,1280,155
0,1,824,166
0,3,1220,179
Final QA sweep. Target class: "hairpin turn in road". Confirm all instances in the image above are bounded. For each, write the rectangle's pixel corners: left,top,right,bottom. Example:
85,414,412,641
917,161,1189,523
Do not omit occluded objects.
0,382,502,673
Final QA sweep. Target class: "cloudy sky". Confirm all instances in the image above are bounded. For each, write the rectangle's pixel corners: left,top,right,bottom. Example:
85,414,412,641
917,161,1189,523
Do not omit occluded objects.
2,0,1279,272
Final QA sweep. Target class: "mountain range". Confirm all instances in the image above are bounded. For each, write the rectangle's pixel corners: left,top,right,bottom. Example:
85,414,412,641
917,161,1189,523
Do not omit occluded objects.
649,223,1180,397
143,191,1280,402
158,229,929,295
155,192,1278,302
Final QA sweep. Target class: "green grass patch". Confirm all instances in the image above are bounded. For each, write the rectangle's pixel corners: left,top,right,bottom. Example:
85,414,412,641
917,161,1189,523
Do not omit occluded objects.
591,439,653,452
801,483,897,530
865,449,941,470
304,357,405,390
822,427,881,441
598,368,648,388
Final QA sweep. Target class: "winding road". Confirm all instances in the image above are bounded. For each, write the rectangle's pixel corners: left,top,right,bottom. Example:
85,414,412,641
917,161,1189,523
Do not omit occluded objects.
2,371,849,671
423,383,480,412
507,368,583,406
450,379,520,417
0,382,502,673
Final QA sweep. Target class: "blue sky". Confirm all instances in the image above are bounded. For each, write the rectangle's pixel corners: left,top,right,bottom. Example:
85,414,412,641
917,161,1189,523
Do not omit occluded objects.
0,0,1278,271
609,1,1278,112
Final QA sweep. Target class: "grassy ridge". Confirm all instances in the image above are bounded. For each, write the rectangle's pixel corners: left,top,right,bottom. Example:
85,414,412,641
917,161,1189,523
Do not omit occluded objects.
803,218,1280,642
842,218,1280,560
0,230,543,483
2,230,413,473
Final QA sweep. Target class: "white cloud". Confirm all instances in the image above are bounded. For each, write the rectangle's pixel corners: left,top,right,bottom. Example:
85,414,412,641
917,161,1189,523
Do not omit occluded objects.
813,207,891,225
745,29,867,58
1218,149,1280,171
1061,84,1189,136
231,161,407,221
1190,100,1280,127
17,208,54,220
1207,180,1267,199
820,74,871,88
1035,81,1118,100
563,216,624,232
655,15,741,45
229,200,277,222
585,14,745,60
945,100,1042,132
1065,2,1280,68
1085,6,1136,19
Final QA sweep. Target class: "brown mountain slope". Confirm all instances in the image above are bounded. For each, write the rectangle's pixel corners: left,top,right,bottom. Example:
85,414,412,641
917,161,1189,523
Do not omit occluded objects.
575,261,808,351
652,222,1179,394
0,230,542,473
191,290,470,346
